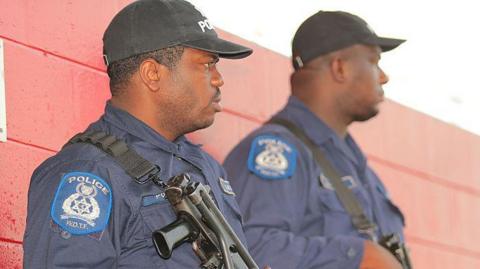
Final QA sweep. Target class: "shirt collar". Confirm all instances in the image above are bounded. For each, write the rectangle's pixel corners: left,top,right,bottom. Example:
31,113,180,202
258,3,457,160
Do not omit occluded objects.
102,102,194,154
276,96,366,167
275,95,335,145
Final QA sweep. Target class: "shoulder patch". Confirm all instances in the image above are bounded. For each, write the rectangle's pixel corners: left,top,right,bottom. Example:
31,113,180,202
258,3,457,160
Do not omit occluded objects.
50,172,112,235
247,135,297,180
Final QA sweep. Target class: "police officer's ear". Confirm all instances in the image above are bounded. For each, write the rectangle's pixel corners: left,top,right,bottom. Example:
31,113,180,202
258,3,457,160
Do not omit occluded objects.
329,55,348,83
138,59,167,92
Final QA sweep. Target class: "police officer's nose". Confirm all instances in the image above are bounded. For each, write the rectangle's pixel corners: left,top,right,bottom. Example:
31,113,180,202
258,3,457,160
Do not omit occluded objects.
211,67,224,88
379,68,389,85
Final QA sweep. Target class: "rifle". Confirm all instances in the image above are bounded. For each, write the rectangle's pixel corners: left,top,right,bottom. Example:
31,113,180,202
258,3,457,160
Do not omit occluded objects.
63,132,258,268
152,173,259,269
379,234,413,269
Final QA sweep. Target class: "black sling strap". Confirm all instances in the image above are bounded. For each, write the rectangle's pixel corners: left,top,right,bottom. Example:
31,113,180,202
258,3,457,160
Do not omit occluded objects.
64,130,163,186
268,118,378,240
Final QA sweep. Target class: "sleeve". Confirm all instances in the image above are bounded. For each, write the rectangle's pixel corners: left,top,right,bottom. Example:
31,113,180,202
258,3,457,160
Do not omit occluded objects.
23,159,122,269
223,132,365,269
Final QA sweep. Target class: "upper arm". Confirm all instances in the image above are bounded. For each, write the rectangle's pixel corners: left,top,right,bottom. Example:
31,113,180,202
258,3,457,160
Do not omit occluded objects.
224,130,311,232
23,158,119,268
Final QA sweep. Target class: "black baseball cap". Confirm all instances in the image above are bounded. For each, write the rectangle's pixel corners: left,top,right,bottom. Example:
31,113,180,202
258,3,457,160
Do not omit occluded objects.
292,11,405,69
103,0,253,66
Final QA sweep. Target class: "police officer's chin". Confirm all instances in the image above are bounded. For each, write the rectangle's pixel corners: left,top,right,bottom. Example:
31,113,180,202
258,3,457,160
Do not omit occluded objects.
352,107,379,122
187,115,216,133
201,104,221,127
200,116,215,130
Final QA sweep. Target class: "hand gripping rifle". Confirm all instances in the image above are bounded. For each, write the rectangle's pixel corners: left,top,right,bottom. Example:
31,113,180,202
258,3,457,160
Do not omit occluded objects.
152,173,259,269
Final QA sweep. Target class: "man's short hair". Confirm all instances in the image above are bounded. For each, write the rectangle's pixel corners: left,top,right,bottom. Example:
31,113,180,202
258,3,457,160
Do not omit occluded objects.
107,46,184,96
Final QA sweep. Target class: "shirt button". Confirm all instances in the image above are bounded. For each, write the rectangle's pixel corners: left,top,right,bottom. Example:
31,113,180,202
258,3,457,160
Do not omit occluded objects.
347,247,356,258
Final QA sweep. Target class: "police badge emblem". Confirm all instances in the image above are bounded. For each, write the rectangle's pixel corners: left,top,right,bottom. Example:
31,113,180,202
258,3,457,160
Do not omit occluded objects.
218,177,235,196
51,172,112,235
247,135,297,180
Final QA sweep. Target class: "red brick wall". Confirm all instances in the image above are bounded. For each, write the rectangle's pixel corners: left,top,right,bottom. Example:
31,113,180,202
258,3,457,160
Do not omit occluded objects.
1,0,479,268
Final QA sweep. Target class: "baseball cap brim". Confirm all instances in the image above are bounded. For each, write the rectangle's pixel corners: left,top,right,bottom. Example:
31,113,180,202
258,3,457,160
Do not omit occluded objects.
364,36,406,52
183,38,253,59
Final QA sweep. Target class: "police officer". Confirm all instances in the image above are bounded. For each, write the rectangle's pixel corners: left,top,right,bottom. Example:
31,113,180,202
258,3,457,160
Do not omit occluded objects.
224,11,407,269
23,0,253,268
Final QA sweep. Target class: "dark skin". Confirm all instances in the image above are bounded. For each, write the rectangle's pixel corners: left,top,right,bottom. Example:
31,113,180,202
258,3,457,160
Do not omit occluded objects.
291,44,388,138
291,44,401,269
110,47,223,141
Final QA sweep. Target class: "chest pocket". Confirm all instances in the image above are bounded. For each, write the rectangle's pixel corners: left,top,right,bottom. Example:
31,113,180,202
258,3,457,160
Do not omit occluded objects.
134,199,177,267
140,201,177,239
317,187,372,236
140,190,244,239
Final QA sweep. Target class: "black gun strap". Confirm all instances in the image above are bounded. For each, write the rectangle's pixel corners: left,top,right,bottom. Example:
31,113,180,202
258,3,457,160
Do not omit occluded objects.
267,118,377,237
63,130,162,185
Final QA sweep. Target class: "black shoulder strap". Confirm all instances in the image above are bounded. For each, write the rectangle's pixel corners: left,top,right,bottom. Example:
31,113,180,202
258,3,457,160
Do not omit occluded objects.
64,130,163,186
267,118,377,239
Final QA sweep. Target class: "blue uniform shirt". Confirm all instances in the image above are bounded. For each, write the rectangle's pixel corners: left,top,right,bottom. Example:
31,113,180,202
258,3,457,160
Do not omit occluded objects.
223,96,405,269
23,103,246,268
